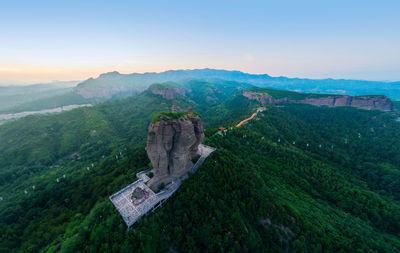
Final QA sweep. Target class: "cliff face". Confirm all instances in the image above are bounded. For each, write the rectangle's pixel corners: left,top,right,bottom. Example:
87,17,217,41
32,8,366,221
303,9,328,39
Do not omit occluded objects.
146,110,204,189
242,91,393,111
151,87,186,99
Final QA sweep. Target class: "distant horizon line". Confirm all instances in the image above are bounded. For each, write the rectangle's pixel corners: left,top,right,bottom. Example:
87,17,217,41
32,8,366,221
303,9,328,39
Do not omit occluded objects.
1,67,398,86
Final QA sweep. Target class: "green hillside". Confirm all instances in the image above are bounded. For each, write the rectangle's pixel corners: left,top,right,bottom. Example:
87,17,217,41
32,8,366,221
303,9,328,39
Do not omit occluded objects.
244,86,372,100
0,82,400,252
394,100,400,110
245,86,308,99
74,69,400,99
183,79,251,105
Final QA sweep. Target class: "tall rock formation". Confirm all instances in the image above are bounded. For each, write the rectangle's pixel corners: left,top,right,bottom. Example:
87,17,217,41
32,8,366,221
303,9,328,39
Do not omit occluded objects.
146,109,204,190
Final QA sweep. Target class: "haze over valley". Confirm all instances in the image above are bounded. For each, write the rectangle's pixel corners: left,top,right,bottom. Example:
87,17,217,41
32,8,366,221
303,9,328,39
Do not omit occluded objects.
1,1,400,252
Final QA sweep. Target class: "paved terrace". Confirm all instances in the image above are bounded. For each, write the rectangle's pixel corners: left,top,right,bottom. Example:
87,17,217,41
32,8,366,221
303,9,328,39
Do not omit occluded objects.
110,144,216,228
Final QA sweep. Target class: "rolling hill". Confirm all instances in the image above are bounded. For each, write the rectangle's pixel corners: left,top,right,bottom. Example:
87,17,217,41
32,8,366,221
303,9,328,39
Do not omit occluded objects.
75,69,400,100
0,81,399,252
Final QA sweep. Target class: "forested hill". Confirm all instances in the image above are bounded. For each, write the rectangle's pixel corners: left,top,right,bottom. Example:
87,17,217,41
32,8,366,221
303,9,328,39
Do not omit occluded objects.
0,81,400,252
4,69,399,116
0,81,256,252
75,68,400,99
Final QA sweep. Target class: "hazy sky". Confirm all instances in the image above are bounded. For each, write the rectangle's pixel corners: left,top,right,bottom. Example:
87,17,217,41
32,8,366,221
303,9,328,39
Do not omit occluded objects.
1,0,399,84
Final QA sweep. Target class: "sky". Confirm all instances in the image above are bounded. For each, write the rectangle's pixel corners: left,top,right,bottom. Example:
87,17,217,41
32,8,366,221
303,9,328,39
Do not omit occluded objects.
0,0,399,84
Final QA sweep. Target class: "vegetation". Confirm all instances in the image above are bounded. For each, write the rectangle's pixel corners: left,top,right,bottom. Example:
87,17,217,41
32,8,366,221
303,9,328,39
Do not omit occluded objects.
246,86,308,99
148,82,182,90
0,88,191,252
158,183,166,191
393,100,400,110
245,86,353,100
74,69,400,99
191,154,201,163
183,79,250,106
0,80,400,252
152,111,188,123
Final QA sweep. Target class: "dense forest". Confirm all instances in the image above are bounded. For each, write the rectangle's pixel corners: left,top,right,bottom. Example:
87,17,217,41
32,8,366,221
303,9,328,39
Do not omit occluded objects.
1,81,400,252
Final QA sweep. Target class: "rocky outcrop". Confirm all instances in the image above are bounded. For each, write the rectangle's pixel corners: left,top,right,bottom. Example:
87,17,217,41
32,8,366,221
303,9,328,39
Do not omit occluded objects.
242,91,394,111
151,87,185,99
146,109,204,190
131,187,146,200
76,85,142,99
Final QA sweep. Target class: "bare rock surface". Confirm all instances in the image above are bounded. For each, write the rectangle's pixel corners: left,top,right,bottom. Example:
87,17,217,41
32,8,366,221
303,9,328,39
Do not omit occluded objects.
131,187,146,200
151,87,185,99
242,91,393,111
146,109,204,189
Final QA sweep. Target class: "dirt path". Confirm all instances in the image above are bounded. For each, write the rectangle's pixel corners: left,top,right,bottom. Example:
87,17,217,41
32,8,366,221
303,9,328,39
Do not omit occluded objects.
236,112,257,127
236,107,265,127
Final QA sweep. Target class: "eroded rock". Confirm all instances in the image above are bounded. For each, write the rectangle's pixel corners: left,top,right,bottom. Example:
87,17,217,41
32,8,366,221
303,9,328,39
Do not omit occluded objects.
151,87,186,100
146,109,204,190
242,91,393,111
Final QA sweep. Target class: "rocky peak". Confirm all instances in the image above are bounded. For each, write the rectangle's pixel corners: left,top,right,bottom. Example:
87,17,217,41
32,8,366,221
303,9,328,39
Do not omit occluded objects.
98,71,121,79
242,91,274,104
146,110,204,190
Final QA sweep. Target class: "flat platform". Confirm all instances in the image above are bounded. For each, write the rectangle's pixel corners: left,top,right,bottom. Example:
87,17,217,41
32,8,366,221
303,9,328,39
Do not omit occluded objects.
110,144,216,227
109,180,158,227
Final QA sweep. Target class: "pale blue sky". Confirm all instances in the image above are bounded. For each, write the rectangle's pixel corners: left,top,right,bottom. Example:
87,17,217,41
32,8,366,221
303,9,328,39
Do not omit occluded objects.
0,0,399,83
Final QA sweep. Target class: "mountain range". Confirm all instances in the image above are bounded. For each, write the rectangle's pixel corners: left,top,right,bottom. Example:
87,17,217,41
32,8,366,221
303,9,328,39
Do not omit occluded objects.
75,68,400,100
2,69,400,116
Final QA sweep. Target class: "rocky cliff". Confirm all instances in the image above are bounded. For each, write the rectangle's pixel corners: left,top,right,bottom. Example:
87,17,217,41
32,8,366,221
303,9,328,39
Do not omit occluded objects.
151,87,186,99
76,84,142,99
242,91,394,111
146,109,204,190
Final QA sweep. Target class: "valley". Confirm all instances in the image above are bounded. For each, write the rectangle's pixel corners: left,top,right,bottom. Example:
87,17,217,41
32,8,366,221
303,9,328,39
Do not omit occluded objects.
3,2,400,252
0,79,399,252
0,104,92,125
75,69,400,100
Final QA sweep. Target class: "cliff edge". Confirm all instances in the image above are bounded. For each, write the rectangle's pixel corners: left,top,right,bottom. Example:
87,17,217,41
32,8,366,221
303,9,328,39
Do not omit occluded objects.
242,90,394,111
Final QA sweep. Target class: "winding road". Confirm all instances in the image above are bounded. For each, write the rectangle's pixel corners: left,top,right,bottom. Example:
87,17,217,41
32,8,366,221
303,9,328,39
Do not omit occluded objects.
236,107,265,127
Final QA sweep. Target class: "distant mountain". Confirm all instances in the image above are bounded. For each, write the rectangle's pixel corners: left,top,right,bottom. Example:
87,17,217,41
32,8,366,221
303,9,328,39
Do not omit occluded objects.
0,81,87,113
5,70,399,115
74,69,264,99
75,68,400,99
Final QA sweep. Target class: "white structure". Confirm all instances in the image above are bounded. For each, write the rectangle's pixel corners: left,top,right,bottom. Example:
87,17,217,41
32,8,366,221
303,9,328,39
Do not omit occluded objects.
110,144,216,228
